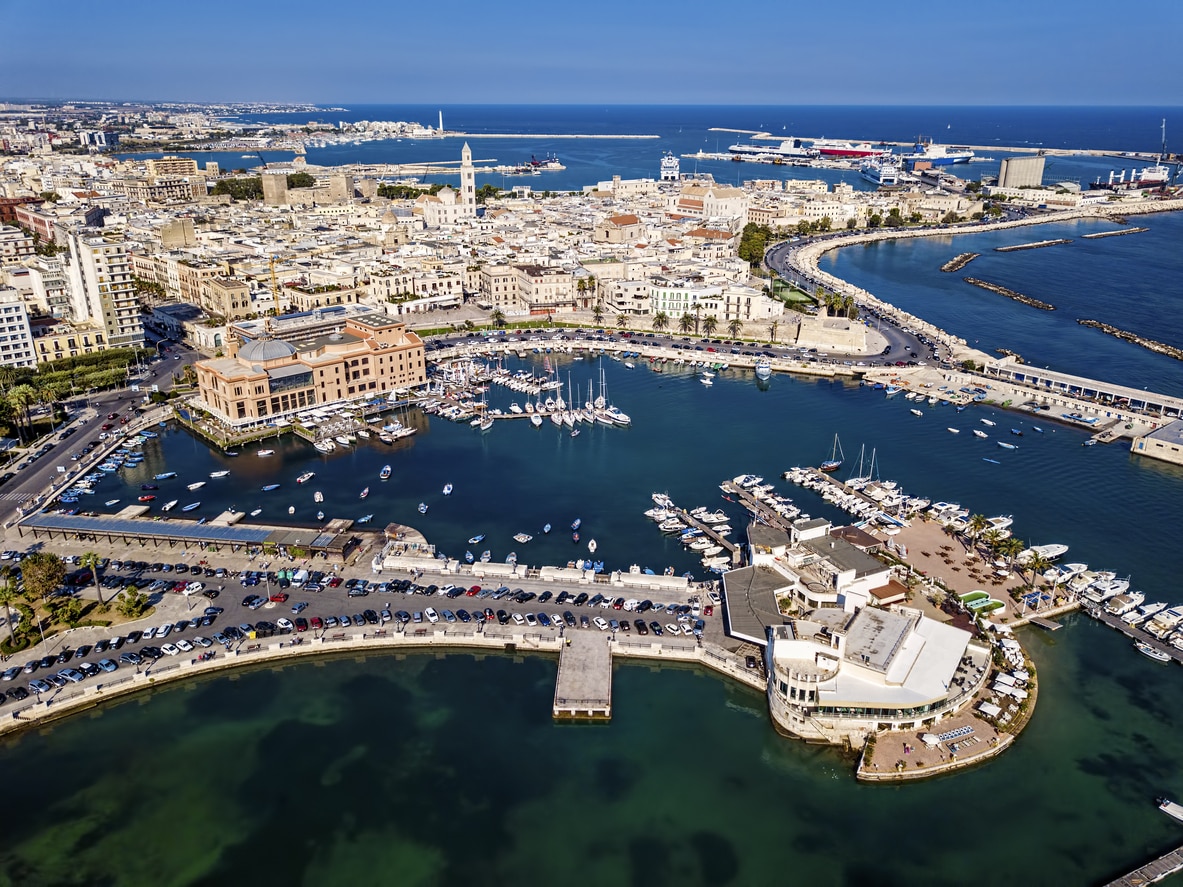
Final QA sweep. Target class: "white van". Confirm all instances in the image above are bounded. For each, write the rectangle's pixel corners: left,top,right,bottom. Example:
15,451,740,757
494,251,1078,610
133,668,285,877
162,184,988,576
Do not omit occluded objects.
291,569,309,587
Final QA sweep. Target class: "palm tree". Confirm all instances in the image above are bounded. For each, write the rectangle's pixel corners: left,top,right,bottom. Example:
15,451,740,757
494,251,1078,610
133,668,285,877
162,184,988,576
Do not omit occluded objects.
693,307,701,335
727,318,743,339
490,308,506,329
701,314,718,337
768,320,779,343
80,551,106,606
966,514,989,539
652,311,669,333
1023,550,1052,588
7,383,37,443
0,566,19,645
616,313,630,330
592,302,604,325
586,274,596,301
678,313,696,334
979,528,1004,556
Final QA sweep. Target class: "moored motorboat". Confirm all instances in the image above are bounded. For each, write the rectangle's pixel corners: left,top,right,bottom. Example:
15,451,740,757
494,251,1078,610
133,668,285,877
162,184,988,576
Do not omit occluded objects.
297,472,315,484
187,481,205,491
154,472,177,481
443,484,453,495
210,470,231,478
1136,640,1171,662
359,487,370,499
1158,798,1183,822
317,511,325,521
161,500,179,512
250,508,262,516
138,495,156,502
418,502,428,513
257,450,274,457
588,538,598,554
105,499,120,506
262,484,280,492
380,465,392,480
468,534,485,545
181,502,201,512
314,491,324,503
973,429,988,438
571,518,582,531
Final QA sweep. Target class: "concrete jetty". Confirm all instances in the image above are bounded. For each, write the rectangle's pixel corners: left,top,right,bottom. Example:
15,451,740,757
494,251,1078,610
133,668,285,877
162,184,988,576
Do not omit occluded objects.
553,630,612,720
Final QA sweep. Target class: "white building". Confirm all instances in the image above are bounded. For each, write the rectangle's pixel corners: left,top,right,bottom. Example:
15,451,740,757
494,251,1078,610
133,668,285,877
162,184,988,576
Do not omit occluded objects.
66,231,144,349
765,606,991,746
0,288,36,368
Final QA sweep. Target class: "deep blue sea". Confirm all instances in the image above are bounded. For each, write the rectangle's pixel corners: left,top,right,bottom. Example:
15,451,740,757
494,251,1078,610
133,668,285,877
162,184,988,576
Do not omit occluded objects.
19,106,1183,885
121,103,1183,195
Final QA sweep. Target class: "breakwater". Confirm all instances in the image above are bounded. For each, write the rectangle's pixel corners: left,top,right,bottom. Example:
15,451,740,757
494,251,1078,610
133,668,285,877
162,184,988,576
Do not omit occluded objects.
940,252,979,272
964,277,1056,310
1077,319,1183,361
995,238,1072,252
1080,227,1149,239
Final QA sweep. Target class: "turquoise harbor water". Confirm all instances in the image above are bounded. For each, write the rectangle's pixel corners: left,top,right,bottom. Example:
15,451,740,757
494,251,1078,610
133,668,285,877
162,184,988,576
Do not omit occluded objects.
3,616,1183,886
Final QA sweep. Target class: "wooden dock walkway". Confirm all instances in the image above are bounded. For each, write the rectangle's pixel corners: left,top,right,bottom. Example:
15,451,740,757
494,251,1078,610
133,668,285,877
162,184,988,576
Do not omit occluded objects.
1105,843,1183,886
553,630,612,720
1088,607,1183,664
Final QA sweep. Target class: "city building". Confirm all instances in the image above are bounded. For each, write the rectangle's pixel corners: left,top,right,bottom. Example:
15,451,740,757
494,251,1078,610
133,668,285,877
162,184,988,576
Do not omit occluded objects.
997,156,1046,189
0,288,36,367
195,311,426,428
764,605,991,745
65,231,144,349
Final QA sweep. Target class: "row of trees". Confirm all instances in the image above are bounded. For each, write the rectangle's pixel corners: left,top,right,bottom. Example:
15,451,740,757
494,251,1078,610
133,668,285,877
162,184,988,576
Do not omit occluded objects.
0,347,150,443
211,171,316,202
0,552,150,653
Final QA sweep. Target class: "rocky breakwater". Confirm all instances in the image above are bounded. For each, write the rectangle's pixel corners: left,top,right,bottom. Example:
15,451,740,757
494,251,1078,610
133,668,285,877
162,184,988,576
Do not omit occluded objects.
1077,319,1183,361
963,278,1056,311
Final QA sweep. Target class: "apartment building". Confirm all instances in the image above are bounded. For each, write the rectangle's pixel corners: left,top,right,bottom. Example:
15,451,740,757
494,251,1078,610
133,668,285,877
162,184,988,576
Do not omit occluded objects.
66,231,144,349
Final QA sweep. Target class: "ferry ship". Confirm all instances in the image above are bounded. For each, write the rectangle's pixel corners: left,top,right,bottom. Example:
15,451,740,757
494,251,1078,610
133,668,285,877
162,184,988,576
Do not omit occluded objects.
810,139,886,158
728,138,818,161
900,139,974,165
860,158,911,188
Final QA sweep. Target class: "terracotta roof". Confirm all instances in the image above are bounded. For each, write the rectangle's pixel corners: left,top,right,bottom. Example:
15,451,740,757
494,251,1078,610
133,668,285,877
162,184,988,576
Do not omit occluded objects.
685,227,733,240
607,214,640,226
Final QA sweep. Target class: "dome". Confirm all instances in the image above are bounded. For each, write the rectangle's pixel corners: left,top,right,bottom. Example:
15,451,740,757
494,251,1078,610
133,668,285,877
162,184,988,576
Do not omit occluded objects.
238,337,296,362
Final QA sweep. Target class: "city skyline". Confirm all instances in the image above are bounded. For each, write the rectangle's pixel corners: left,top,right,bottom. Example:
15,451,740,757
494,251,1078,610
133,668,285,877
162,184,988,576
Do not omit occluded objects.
5,0,1183,106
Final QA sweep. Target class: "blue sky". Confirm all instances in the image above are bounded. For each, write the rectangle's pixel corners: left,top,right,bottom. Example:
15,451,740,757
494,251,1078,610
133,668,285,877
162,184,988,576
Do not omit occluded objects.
4,0,1182,104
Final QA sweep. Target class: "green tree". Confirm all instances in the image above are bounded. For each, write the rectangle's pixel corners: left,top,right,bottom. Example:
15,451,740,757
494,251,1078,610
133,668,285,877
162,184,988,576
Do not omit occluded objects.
846,218,858,230
737,222,774,267
678,312,696,334
817,216,832,232
868,213,883,229
211,177,263,201
616,313,630,330
885,208,904,228
652,311,669,333
80,551,106,606
7,383,38,443
0,567,20,645
490,309,506,329
768,320,779,343
727,318,743,339
19,551,65,602
701,314,718,337
592,302,604,325
52,597,84,628
286,172,315,189
475,183,501,204
116,585,150,620
966,514,990,540
796,220,811,236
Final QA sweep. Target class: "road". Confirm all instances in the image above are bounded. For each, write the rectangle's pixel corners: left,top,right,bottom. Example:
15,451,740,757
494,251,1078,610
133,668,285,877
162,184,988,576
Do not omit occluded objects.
0,338,201,526
764,239,950,366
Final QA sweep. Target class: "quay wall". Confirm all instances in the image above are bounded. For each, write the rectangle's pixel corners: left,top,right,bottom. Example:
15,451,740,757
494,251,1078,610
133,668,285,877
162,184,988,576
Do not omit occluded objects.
0,624,760,739
782,198,1183,368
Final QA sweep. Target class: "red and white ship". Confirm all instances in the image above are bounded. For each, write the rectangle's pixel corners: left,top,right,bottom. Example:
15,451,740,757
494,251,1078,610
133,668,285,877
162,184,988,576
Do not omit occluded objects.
810,139,887,158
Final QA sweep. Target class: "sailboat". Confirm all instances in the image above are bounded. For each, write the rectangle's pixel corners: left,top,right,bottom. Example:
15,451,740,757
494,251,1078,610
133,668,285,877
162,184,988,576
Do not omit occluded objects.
820,434,844,472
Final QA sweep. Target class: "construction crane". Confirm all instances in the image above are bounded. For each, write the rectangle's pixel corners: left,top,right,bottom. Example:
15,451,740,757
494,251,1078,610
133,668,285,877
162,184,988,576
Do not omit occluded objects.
269,255,280,313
